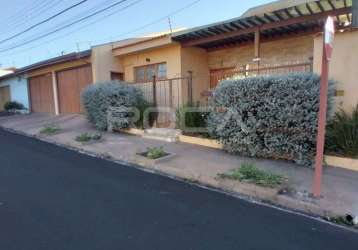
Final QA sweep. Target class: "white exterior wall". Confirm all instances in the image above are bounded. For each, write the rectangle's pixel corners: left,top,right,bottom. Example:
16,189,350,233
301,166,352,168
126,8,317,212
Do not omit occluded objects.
0,75,29,109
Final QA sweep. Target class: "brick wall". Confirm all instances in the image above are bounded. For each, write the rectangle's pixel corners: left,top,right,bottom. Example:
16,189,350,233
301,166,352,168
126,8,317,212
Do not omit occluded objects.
208,35,314,69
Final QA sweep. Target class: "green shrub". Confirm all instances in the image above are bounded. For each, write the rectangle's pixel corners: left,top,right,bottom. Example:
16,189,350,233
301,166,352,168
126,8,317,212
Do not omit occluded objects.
325,104,358,158
75,133,102,143
176,105,210,137
218,162,285,187
40,125,61,136
135,100,157,129
4,101,25,111
146,146,167,159
81,81,146,131
208,73,334,166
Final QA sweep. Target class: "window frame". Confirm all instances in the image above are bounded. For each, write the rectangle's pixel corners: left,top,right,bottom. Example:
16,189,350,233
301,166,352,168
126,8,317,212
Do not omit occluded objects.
134,62,167,83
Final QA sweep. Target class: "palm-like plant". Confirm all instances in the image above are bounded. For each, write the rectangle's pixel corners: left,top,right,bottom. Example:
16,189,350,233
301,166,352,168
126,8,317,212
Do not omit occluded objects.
325,104,358,158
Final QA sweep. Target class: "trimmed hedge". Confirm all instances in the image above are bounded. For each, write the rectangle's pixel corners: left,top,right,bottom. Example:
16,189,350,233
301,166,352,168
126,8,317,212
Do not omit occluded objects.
207,73,334,166
81,81,146,131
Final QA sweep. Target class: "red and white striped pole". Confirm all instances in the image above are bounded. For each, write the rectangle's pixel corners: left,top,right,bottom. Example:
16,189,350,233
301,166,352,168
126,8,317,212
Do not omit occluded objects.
312,16,335,198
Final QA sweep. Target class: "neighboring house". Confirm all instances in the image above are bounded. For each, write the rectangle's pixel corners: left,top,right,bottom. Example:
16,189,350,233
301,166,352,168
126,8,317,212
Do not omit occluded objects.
0,69,29,112
93,0,356,112
21,50,92,115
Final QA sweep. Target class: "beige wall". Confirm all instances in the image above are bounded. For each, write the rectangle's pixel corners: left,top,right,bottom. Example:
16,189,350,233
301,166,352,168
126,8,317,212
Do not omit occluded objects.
313,30,358,112
119,44,211,106
92,42,123,83
208,35,314,69
181,47,210,105
113,36,173,56
120,44,182,82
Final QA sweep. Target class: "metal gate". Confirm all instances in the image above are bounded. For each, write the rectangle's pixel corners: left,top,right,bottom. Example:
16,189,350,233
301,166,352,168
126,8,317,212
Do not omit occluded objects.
133,75,193,127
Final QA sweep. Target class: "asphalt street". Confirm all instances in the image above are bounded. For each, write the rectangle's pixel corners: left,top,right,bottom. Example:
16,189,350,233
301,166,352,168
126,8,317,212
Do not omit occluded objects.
0,128,357,250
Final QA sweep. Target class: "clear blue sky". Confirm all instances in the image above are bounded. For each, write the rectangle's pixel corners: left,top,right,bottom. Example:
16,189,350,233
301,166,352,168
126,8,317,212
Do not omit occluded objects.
0,0,272,68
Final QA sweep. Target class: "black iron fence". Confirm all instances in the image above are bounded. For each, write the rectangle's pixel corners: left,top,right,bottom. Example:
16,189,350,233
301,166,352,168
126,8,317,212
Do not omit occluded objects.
132,61,313,126
132,75,193,126
132,75,193,110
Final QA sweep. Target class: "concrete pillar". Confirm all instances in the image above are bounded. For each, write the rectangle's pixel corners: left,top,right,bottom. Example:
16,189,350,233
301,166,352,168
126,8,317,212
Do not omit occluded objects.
52,71,59,115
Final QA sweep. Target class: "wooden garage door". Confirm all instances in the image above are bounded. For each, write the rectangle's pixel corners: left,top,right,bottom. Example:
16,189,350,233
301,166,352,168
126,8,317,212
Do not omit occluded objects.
0,86,11,111
29,74,55,113
57,65,92,114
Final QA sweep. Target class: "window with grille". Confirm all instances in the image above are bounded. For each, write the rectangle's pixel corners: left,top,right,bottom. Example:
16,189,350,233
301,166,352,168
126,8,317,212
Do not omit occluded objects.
134,63,167,82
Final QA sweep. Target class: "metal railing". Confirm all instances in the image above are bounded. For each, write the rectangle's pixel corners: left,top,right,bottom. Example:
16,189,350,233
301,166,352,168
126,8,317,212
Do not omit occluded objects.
132,61,313,126
132,74,193,109
209,61,313,89
132,74,193,127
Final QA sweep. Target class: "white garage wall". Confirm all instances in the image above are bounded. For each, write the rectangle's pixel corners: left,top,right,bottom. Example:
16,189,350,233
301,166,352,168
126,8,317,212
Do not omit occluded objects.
0,75,29,109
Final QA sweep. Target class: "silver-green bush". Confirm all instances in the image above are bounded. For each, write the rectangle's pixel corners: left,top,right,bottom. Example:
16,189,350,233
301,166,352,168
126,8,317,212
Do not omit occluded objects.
207,73,334,166
81,81,145,131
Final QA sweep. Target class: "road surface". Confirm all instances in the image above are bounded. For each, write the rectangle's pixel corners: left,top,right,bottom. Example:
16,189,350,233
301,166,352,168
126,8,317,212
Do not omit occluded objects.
0,128,357,250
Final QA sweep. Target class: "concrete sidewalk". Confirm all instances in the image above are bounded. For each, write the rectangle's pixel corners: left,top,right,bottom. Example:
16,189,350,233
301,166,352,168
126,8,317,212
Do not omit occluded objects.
0,113,357,218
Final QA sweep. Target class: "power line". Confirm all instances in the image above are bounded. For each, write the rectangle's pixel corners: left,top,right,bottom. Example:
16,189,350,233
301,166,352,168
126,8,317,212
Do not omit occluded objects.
0,0,131,53
19,0,118,43
0,0,65,35
2,0,49,23
0,0,89,45
0,0,144,57
1,0,56,32
95,0,203,44
0,0,203,58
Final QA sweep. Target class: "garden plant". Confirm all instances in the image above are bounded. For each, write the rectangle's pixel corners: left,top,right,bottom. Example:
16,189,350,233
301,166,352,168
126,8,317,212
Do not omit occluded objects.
81,81,148,131
75,133,102,143
39,125,61,136
219,162,285,188
325,104,358,158
208,73,334,166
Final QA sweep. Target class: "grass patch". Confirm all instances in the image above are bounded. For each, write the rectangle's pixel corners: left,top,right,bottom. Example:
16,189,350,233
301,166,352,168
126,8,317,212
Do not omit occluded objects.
219,162,285,188
324,215,357,227
39,125,61,136
146,146,167,159
75,133,102,143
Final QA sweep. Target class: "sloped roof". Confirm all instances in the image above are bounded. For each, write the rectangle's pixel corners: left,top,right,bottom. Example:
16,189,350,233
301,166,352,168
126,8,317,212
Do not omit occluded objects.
0,50,91,81
241,0,317,18
172,0,353,49
112,28,185,50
